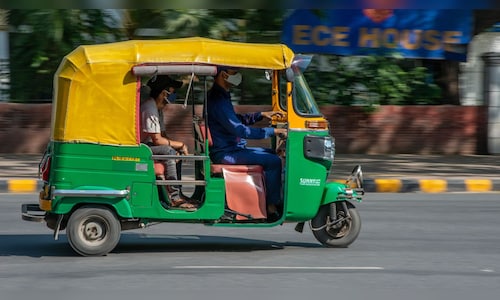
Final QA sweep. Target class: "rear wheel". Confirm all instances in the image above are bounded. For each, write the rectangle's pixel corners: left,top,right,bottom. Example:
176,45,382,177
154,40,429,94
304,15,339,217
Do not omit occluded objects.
66,206,121,256
311,201,361,248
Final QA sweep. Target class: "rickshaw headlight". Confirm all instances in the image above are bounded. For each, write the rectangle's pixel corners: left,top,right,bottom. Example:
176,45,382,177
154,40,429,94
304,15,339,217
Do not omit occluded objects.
304,135,335,161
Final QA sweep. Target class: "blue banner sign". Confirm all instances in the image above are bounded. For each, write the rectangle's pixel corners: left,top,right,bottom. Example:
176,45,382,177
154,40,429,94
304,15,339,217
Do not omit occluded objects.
282,10,473,61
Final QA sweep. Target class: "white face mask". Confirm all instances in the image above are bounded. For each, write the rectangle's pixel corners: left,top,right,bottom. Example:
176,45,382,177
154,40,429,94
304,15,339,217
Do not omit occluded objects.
224,72,242,86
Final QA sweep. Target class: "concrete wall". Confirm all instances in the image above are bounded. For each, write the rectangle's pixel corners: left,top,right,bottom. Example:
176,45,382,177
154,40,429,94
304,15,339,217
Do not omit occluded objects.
0,103,488,155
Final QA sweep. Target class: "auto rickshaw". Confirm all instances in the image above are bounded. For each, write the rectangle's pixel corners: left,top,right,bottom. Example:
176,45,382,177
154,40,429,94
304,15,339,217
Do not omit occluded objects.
21,37,364,256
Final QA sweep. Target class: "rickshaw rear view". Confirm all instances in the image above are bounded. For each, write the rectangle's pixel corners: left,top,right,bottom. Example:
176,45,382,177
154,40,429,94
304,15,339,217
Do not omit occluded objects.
21,37,364,256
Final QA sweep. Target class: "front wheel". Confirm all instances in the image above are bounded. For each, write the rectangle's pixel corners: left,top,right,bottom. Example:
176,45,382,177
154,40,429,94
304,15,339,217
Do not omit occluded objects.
66,206,121,256
310,201,361,248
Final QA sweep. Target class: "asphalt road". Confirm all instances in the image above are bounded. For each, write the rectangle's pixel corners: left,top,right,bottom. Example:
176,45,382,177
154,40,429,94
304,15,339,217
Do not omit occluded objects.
1,193,500,300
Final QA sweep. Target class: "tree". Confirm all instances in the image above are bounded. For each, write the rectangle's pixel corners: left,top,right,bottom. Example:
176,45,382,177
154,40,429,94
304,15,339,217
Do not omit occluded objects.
473,10,500,35
120,9,286,104
8,9,494,105
120,9,169,39
121,9,250,41
303,54,441,107
8,9,123,102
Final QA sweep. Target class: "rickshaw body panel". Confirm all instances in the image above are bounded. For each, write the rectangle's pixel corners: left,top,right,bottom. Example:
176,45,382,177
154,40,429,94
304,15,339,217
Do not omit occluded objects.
45,142,227,221
323,181,351,204
283,130,333,221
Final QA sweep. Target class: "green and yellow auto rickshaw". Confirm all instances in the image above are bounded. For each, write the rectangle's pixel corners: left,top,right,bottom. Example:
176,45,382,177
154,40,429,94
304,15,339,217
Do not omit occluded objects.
21,37,364,256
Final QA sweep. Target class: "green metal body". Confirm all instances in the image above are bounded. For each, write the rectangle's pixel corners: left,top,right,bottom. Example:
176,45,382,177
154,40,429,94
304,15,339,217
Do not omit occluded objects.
46,129,355,226
48,142,225,221
284,130,336,221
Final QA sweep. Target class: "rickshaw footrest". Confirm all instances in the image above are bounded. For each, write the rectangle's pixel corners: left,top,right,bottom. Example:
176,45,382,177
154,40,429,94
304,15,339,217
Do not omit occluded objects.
21,203,46,222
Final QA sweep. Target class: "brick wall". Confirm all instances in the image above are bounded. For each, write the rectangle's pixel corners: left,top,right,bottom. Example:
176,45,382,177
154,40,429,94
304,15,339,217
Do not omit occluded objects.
0,103,52,153
0,103,488,154
322,105,488,154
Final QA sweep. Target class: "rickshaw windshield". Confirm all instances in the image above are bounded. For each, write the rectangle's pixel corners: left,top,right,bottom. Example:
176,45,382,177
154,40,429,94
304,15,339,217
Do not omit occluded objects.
279,54,321,116
292,68,321,116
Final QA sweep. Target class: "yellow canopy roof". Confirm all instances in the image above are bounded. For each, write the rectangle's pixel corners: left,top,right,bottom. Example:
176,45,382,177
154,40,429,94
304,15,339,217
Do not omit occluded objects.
51,37,296,146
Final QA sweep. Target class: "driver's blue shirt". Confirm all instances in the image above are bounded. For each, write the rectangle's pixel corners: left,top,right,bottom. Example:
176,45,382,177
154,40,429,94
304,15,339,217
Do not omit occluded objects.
207,83,275,156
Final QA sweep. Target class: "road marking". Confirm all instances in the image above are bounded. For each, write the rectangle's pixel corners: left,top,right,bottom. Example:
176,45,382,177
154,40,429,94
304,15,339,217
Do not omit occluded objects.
480,269,495,272
173,266,384,270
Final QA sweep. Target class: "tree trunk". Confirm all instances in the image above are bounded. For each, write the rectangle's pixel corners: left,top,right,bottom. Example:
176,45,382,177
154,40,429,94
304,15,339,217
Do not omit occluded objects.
437,61,460,105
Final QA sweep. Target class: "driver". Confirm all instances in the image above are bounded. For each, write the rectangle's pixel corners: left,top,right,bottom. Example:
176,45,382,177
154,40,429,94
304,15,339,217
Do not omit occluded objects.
206,66,287,222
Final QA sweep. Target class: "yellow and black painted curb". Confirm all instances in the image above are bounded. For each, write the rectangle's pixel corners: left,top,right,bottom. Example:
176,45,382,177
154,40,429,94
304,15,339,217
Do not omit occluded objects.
0,179,44,193
1,178,499,193
361,178,500,193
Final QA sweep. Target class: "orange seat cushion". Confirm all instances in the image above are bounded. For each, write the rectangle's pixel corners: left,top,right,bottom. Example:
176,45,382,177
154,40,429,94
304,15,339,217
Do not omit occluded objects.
153,161,164,176
210,164,263,174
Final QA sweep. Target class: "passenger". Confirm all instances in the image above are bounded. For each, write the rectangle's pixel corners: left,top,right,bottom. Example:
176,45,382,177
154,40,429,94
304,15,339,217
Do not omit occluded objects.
206,66,287,222
140,75,197,210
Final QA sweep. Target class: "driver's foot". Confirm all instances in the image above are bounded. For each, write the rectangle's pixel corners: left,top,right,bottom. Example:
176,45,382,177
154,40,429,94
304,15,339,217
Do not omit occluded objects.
267,204,278,214
267,204,281,222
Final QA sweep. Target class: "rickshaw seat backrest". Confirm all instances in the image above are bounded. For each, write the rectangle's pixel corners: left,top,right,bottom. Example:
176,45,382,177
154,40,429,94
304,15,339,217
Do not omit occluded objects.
153,162,164,176
210,164,263,174
193,117,262,172
197,120,212,147
192,117,267,220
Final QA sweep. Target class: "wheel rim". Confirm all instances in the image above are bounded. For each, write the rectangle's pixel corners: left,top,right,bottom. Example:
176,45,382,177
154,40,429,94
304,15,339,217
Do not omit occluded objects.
326,212,351,239
78,216,109,247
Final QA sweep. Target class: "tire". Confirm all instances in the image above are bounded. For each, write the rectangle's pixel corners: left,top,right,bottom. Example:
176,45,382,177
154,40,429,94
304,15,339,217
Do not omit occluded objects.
66,206,121,256
311,201,361,248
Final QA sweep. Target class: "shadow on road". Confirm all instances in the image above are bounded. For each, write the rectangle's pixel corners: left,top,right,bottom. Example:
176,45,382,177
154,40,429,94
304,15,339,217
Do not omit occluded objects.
0,234,74,257
0,233,321,257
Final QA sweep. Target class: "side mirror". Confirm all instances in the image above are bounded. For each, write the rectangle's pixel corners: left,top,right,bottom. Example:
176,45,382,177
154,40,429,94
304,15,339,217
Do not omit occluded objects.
285,68,294,82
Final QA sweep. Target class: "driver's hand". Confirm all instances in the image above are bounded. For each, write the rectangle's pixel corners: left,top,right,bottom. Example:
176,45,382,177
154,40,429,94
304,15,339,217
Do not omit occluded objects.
262,111,286,120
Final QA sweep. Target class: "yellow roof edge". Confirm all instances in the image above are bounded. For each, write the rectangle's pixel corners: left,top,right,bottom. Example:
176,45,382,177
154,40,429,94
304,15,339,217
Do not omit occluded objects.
63,37,295,71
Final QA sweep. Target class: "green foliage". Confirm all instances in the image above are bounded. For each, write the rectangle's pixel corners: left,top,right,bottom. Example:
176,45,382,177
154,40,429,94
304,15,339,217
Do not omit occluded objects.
6,9,442,106
8,9,123,102
303,55,442,107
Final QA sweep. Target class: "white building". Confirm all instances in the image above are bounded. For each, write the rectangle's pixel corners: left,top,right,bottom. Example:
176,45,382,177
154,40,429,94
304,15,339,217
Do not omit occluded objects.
459,25,500,153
